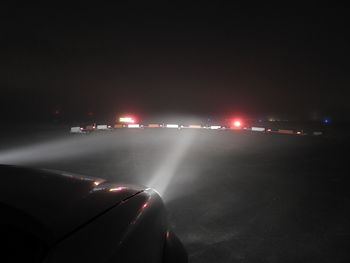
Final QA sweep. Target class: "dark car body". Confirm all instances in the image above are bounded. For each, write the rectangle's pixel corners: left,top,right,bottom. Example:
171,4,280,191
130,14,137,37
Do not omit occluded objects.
0,165,187,263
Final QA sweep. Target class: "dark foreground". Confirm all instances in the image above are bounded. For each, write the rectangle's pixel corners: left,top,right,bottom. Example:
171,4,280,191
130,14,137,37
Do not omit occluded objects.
0,129,349,262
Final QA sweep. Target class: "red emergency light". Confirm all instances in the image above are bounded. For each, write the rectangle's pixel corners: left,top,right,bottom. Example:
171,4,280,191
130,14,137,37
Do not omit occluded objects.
233,120,241,127
230,118,243,128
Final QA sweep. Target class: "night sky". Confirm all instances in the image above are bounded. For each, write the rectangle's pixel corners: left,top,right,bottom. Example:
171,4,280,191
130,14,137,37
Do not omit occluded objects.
1,3,349,123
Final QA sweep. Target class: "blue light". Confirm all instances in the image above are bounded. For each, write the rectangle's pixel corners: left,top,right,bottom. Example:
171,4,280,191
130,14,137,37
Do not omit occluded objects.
323,119,330,123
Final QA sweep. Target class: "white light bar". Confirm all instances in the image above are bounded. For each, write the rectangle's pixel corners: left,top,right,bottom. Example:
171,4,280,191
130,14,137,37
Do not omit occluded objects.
128,124,140,128
210,125,221,129
166,124,179,128
251,127,265,132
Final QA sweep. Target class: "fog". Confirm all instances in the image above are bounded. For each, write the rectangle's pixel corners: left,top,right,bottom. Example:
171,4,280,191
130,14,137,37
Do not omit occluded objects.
0,128,199,199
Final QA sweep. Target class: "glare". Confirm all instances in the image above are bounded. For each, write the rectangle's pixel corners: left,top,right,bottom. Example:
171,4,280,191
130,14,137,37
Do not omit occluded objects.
146,130,195,196
141,202,148,209
120,117,135,123
1,116,200,202
233,121,241,127
0,123,200,204
109,187,125,192
0,132,130,165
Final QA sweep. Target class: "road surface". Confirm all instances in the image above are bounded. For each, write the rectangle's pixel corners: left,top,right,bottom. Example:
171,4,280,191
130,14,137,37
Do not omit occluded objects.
0,129,349,262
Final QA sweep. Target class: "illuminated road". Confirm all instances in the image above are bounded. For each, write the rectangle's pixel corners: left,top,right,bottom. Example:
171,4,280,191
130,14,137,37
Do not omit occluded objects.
0,129,349,262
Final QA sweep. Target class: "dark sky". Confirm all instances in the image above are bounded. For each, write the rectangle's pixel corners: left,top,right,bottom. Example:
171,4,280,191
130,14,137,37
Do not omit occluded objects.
1,3,349,122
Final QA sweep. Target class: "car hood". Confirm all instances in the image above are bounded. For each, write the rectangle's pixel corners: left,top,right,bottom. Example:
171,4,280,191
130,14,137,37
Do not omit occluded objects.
0,165,144,244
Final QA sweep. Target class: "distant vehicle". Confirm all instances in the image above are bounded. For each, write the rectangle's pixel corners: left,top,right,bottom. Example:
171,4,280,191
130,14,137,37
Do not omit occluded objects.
251,127,265,132
80,124,96,133
96,124,112,131
114,124,125,129
81,124,96,133
70,127,84,133
146,124,163,128
0,165,187,263
209,125,221,130
277,129,294,135
128,124,142,128
188,125,202,129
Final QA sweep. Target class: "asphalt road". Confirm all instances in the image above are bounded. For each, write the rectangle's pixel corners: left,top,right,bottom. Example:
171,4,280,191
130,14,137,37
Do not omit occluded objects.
0,129,349,262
